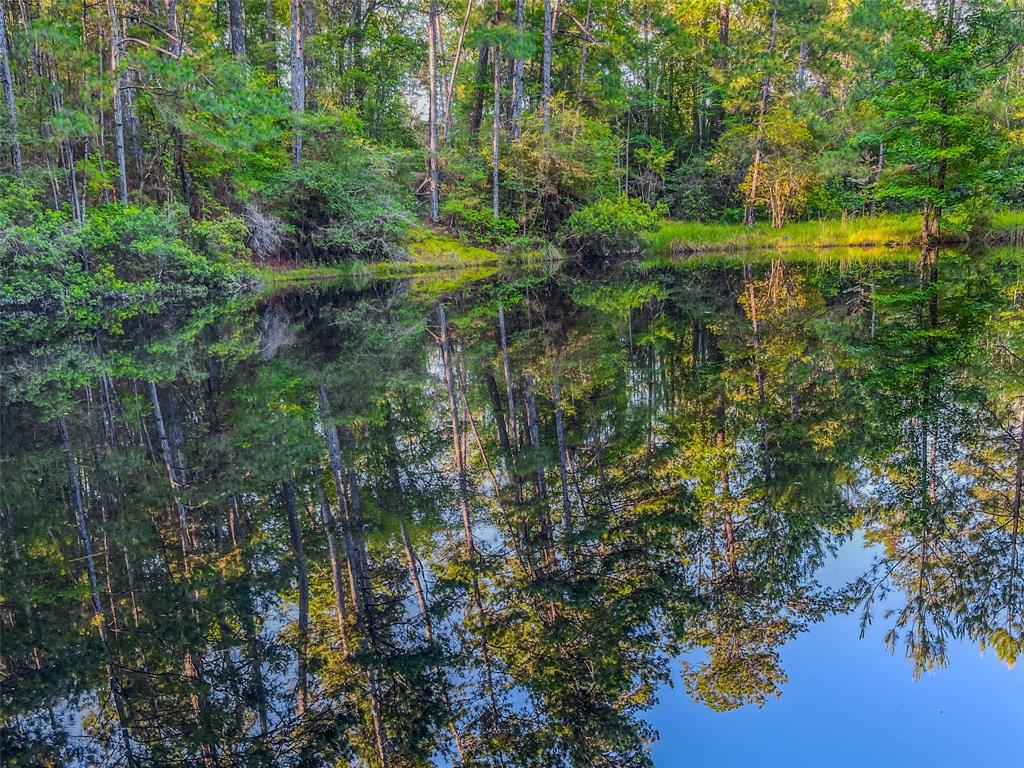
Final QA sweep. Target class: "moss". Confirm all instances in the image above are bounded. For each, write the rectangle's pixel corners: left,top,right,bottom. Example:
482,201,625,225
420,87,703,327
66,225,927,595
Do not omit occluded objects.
406,227,503,266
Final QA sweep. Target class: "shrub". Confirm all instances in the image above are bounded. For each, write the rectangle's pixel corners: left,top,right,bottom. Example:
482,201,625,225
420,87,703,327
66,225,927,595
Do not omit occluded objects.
505,101,621,230
441,197,519,245
563,196,665,256
266,151,412,262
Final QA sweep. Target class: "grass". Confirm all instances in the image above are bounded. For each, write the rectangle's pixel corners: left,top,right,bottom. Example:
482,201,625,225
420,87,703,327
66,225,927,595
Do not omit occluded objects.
253,228,514,289
646,214,923,255
645,210,1024,255
639,245,920,271
404,227,504,267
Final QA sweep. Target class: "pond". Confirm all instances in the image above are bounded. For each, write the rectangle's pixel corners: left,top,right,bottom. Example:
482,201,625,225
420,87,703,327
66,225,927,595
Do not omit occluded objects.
2,249,1022,767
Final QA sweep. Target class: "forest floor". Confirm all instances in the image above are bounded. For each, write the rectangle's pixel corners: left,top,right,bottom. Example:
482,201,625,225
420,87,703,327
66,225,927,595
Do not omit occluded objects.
647,211,1024,255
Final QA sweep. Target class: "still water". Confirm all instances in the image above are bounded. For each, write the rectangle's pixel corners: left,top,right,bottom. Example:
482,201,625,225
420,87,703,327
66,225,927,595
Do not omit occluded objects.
2,250,1022,766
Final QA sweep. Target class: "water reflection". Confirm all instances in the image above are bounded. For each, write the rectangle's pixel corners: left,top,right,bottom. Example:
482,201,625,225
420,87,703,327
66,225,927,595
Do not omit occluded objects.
1,249,1021,766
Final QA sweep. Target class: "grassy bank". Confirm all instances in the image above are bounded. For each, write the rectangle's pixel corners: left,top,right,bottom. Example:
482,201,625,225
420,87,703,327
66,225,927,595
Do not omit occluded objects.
255,228,522,286
646,212,1024,255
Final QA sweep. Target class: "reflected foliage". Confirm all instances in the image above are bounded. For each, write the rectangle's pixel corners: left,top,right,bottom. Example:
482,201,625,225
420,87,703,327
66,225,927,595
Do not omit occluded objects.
1,249,1021,765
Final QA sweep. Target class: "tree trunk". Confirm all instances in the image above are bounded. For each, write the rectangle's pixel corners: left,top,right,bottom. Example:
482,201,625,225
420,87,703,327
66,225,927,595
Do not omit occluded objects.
317,385,375,634
743,0,777,227
468,43,490,149
315,473,350,652
427,0,440,221
511,0,525,135
228,0,246,56
711,0,730,140
498,303,518,450
541,0,553,131
442,0,475,143
551,374,573,567
148,382,193,568
491,0,501,217
0,8,21,174
870,140,884,217
289,0,305,163
401,523,433,642
105,0,128,202
59,418,139,768
437,304,475,555
282,479,309,715
577,0,592,92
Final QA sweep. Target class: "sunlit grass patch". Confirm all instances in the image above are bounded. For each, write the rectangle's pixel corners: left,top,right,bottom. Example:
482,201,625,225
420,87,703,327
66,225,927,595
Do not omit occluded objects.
645,214,922,255
406,227,502,266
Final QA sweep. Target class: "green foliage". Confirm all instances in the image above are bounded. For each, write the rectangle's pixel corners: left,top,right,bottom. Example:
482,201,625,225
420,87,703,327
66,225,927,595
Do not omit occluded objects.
504,102,621,229
563,195,665,256
441,196,519,246
267,155,412,262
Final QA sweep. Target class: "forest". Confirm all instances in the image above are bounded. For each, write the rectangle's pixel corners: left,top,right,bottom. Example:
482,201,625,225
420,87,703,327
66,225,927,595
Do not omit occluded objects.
1,0,1023,308
1,3,1024,764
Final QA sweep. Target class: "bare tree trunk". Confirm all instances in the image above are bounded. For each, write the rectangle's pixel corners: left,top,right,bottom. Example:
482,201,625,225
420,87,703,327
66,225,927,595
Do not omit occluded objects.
401,523,433,642
523,374,554,566
468,43,490,149
228,0,246,56
442,0,475,143
491,0,501,217
511,0,525,135
0,8,21,174
541,0,552,131
264,0,277,72
551,374,573,567
743,0,777,227
438,304,475,555
59,418,139,768
498,303,518,449
483,366,512,458
870,141,884,217
289,0,305,163
317,385,375,633
796,38,808,91
427,0,440,221
577,0,592,92
315,473,350,652
711,0,729,140
148,382,193,568
282,479,309,715
105,0,128,202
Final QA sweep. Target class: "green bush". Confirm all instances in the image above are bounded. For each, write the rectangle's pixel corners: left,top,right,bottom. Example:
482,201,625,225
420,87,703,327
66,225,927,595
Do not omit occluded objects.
1,177,250,339
441,197,519,245
267,152,411,262
505,101,621,230
563,196,665,256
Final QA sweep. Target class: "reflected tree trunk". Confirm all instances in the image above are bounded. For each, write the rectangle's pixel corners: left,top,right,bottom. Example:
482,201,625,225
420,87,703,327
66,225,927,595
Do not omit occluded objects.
282,479,309,715
59,417,139,768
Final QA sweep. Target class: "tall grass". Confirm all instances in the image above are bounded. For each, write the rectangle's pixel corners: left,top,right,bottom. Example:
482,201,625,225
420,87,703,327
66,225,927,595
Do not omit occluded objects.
645,214,924,255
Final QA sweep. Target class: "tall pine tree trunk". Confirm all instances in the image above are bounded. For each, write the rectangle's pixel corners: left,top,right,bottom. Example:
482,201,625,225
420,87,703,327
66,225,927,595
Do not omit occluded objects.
426,0,440,221
59,418,139,768
228,0,246,56
0,8,21,174
542,0,553,131
289,0,305,163
105,0,128,202
743,0,778,227
491,0,501,217
511,0,525,136
282,479,309,715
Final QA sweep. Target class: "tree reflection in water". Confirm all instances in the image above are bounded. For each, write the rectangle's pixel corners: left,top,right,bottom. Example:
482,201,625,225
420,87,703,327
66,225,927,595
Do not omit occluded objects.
2,250,1021,766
